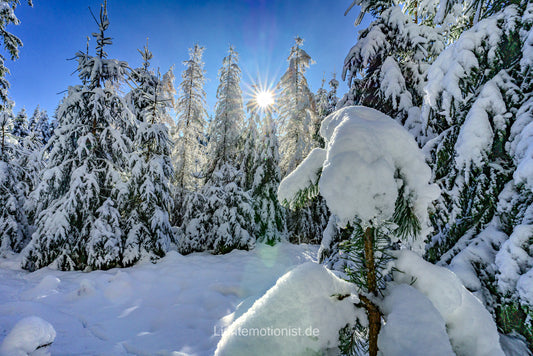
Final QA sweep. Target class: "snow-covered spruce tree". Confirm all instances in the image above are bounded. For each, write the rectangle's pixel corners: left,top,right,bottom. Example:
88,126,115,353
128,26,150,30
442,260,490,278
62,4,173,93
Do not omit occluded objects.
17,126,44,227
341,0,446,141
250,112,286,244
203,163,254,254
279,106,440,356
313,77,329,148
327,73,339,112
316,76,329,119
417,1,533,347
0,1,35,255
11,107,28,141
173,44,208,192
178,46,254,254
121,44,174,265
492,4,533,342
22,2,134,271
422,5,526,261
177,165,255,254
172,44,208,228
175,189,209,254
17,108,50,229
315,73,339,119
204,45,245,179
15,107,49,206
28,106,52,146
276,37,327,244
0,105,29,255
276,36,317,176
238,93,260,192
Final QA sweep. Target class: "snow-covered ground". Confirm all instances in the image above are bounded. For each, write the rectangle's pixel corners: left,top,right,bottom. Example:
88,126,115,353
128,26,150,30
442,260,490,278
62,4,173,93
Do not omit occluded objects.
0,243,318,355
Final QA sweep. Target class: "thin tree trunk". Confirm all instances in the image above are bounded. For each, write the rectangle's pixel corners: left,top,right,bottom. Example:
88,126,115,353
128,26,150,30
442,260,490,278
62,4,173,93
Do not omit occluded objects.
1,123,5,157
363,226,381,356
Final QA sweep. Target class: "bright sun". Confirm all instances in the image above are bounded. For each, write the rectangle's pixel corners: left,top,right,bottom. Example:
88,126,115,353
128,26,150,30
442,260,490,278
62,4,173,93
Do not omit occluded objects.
255,90,275,108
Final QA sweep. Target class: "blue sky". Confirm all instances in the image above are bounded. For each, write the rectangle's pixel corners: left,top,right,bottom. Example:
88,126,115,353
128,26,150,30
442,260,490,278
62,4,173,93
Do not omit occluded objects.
8,0,369,118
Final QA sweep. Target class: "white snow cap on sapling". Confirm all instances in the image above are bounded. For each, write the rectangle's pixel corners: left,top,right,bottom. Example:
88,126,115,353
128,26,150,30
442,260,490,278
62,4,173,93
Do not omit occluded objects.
318,106,439,232
278,106,439,251
0,316,56,356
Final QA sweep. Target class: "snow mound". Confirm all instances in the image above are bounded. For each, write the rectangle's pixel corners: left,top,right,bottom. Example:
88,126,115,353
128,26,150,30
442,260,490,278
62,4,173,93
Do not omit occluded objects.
378,284,454,356
22,275,60,300
214,262,357,355
0,316,56,356
394,250,504,356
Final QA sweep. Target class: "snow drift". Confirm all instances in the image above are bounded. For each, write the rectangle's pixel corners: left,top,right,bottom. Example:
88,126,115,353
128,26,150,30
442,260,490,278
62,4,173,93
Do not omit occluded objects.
214,262,357,355
0,316,56,356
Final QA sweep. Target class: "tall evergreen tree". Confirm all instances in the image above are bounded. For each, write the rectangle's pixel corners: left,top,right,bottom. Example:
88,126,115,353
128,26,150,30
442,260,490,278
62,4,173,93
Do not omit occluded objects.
173,44,208,191
251,113,286,244
423,5,526,262
0,105,28,255
238,95,260,192
327,73,339,112
11,107,28,141
276,37,328,244
0,1,34,256
315,73,338,118
28,106,52,146
394,0,533,346
205,45,245,179
315,76,329,119
178,46,254,254
313,76,329,148
18,107,50,229
121,44,174,265
341,0,446,141
276,36,317,176
22,1,134,271
17,125,44,229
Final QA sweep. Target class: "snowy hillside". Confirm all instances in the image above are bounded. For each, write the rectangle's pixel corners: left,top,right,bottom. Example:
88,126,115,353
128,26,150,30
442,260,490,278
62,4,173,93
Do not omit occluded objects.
0,243,318,355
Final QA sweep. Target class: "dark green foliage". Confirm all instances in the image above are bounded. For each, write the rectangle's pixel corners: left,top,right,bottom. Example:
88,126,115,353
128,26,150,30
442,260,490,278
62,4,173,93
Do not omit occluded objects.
287,196,328,244
339,224,394,294
392,185,422,240
338,323,368,356
497,302,533,350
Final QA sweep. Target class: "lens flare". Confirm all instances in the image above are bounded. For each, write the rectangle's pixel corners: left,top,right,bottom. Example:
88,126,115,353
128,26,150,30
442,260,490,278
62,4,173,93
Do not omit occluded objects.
255,90,274,108
243,65,280,118
244,80,277,116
